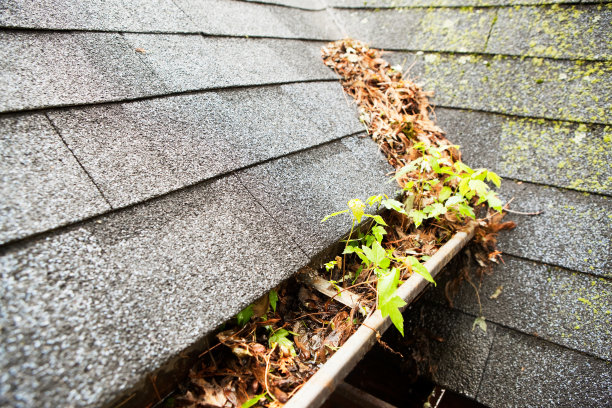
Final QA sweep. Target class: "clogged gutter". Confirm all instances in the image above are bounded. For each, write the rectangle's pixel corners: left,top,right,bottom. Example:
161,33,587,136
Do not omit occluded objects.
163,39,515,408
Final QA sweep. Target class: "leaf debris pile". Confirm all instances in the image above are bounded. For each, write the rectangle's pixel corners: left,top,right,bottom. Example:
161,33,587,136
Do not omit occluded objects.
171,282,360,407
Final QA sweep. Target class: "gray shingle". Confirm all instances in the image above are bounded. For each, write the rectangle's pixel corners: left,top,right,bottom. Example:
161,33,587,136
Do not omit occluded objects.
0,114,110,245
435,108,502,172
329,0,581,6
477,328,612,407
436,108,612,195
403,303,496,399
386,51,611,124
236,136,396,258
487,4,612,60
0,175,307,408
334,7,495,53
122,34,336,92
47,81,359,208
0,32,164,113
242,0,326,9
0,0,196,32
424,255,612,361
175,0,341,39
498,181,611,277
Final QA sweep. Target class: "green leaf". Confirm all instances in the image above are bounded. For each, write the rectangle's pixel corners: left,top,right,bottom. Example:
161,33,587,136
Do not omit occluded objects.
343,245,357,254
269,290,278,313
472,316,487,332
242,393,267,408
455,162,474,175
457,203,476,219
438,186,452,202
468,179,489,197
472,169,487,181
381,198,406,214
321,209,348,222
363,241,387,267
377,267,399,306
393,162,419,181
380,296,407,336
406,256,435,285
486,192,503,212
409,209,426,228
486,171,502,188
425,202,446,219
430,156,441,173
364,214,388,226
236,305,253,326
269,329,296,356
366,195,384,206
459,178,471,197
348,199,366,223
372,225,387,242
444,195,463,208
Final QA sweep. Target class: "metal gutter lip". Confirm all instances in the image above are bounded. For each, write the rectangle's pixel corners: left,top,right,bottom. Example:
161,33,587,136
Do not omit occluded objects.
284,222,477,408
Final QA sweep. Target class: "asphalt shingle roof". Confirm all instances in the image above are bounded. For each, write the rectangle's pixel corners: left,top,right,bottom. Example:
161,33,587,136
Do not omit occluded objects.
0,0,610,407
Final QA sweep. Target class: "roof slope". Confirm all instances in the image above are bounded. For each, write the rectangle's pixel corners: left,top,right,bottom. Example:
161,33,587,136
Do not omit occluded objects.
0,1,395,407
333,1,611,406
1,1,610,407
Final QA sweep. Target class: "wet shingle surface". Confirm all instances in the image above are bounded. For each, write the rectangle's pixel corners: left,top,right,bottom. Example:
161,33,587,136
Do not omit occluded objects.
237,136,395,258
328,0,582,6
123,35,336,92
487,4,612,60
0,0,196,32
336,8,495,53
498,181,611,277
47,82,360,207
425,256,612,361
176,0,341,39
0,114,110,244
477,328,612,407
403,303,496,399
0,32,164,113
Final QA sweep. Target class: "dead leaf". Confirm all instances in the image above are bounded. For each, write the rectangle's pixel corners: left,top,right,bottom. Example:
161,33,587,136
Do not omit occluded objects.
489,285,503,300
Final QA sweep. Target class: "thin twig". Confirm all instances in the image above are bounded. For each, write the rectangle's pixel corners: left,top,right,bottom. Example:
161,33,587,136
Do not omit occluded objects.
504,208,543,216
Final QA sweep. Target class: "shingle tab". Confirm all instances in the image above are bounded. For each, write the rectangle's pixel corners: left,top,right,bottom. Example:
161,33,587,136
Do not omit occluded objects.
425,255,612,361
0,175,307,408
236,136,395,258
0,32,164,113
329,0,581,6
122,34,336,92
0,114,110,244
386,51,611,124
436,108,612,195
242,0,326,9
477,328,612,407
0,0,196,32
334,8,495,53
47,82,360,208
487,4,612,60
498,181,611,277
403,303,496,399
175,0,341,39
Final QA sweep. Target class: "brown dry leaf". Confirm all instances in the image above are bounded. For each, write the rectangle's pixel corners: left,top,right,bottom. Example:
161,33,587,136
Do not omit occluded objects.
191,378,228,408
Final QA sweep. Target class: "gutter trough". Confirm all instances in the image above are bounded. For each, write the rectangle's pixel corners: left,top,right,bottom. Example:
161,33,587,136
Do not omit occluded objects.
285,222,476,408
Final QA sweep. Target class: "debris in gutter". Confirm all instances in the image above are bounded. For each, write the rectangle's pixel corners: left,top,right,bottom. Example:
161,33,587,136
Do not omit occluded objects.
163,39,515,408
